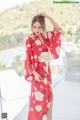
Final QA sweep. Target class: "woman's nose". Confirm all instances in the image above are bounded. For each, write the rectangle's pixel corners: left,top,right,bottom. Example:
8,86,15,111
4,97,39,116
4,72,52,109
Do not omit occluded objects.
36,28,39,31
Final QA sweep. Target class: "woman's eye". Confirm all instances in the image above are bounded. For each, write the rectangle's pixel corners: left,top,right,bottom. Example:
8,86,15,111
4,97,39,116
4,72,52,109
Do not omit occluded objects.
33,26,36,28
33,26,42,29
39,27,41,28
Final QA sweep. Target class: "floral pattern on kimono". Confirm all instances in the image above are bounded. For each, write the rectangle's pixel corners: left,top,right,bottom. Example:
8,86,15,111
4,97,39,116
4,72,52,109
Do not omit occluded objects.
24,28,62,120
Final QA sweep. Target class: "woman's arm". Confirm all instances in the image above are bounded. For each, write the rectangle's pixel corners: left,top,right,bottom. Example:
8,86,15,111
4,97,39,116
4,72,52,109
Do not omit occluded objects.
25,38,42,82
38,12,59,32
38,12,62,59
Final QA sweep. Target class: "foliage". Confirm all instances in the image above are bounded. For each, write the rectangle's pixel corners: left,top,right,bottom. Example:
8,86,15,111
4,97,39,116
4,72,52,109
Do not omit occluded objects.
11,55,25,76
0,32,27,50
0,0,80,50
0,64,7,71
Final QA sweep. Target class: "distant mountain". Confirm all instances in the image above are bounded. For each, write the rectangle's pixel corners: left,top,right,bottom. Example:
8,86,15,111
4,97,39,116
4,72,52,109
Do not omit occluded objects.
0,0,80,50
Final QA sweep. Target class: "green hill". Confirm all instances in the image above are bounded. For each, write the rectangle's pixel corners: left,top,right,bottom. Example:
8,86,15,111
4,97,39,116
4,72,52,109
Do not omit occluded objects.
0,0,80,50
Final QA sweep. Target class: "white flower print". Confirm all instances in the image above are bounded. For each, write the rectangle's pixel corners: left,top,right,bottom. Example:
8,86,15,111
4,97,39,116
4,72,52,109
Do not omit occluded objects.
51,44,53,46
30,34,34,38
35,62,37,67
47,102,50,108
34,55,37,59
31,107,33,111
31,56,33,59
35,91,44,101
35,39,41,45
32,92,34,97
34,87,37,91
43,78,47,85
33,100,35,103
40,86,43,88
42,115,47,120
44,32,47,38
35,105,42,112
27,76,33,81
44,66,47,73
39,48,41,51
56,46,60,55
44,65,49,73
32,37,36,40
57,40,59,44
27,44,31,47
48,32,52,38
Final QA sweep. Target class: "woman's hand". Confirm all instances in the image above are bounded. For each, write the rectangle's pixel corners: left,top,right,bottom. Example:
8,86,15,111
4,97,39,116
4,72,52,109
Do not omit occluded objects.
38,12,50,19
33,71,42,82
38,12,59,32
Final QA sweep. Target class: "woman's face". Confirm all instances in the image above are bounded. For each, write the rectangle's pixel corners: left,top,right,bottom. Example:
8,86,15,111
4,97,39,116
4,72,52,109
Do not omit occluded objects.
32,21,43,36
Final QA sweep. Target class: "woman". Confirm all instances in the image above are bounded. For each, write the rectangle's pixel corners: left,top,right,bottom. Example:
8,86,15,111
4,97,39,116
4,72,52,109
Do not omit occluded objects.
24,12,62,120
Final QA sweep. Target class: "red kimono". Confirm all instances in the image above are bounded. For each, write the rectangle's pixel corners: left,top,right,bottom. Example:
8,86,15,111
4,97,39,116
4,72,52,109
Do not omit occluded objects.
25,28,62,120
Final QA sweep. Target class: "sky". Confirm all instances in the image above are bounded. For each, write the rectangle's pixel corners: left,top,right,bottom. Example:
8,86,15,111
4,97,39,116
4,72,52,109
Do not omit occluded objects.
0,0,37,13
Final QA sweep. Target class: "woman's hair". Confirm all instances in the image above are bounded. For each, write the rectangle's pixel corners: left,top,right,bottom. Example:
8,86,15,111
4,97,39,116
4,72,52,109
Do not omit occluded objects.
31,14,45,31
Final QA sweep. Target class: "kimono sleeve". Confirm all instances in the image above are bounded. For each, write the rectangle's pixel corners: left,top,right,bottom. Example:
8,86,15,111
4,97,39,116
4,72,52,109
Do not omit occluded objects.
47,28,62,59
24,37,35,82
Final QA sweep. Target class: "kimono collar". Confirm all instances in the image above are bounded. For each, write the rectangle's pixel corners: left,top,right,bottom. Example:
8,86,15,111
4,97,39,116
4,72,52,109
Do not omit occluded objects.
32,32,45,40
32,32,49,47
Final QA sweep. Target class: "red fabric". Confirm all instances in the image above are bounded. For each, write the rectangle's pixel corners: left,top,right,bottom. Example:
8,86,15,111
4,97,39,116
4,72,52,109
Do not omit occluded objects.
24,29,62,120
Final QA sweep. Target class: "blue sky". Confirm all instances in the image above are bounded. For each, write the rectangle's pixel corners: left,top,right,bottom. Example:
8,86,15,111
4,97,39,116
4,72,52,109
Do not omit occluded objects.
0,0,38,12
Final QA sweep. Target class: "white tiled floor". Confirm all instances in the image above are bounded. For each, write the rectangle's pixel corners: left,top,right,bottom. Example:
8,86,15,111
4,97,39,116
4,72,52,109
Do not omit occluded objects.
0,69,80,120
0,70,31,120
53,79,80,120
14,79,80,120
